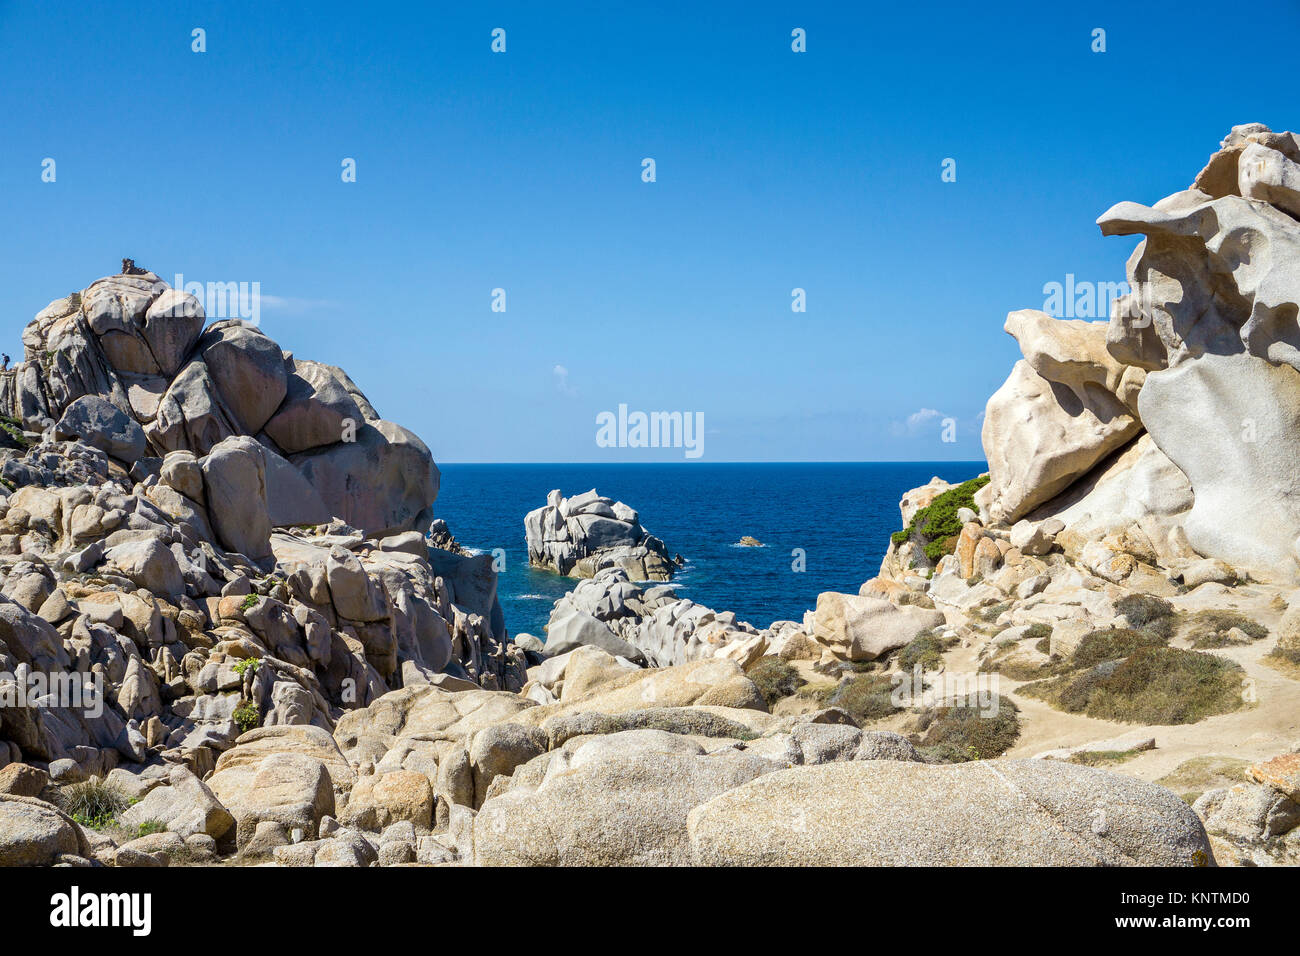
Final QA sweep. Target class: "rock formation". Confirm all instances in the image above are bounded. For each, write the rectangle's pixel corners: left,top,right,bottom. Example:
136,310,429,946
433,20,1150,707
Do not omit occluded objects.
0,265,535,867
3,269,437,539
10,130,1300,869
524,488,678,581
538,567,769,671
975,123,1300,585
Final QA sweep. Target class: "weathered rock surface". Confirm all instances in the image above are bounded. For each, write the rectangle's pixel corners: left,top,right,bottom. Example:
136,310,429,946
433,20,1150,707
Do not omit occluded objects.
526,489,677,581
687,759,1213,866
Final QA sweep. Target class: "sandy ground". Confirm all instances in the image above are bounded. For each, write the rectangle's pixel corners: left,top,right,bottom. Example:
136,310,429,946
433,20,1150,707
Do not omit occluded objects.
985,588,1300,783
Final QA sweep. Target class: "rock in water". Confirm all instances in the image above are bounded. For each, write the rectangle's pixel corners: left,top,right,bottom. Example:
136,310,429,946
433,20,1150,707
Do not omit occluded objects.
525,488,676,580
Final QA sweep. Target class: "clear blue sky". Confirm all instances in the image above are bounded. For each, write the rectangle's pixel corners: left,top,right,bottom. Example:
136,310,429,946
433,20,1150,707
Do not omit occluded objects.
2,0,1296,462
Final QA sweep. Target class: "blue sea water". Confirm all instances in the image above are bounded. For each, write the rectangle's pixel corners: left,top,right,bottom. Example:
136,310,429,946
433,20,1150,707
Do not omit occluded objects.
434,463,987,640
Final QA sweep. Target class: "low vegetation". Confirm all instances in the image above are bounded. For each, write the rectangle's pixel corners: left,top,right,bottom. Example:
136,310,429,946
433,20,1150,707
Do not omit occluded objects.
1020,646,1247,724
1184,610,1267,648
897,630,957,672
1071,627,1168,668
232,698,261,733
826,673,901,723
744,656,804,708
1067,748,1144,767
0,414,29,451
1266,628,1300,671
1155,755,1253,805
908,698,1021,763
1114,593,1176,640
891,475,991,562
57,779,126,831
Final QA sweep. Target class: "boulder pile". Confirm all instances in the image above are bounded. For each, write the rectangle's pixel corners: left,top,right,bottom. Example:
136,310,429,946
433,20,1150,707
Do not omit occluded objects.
525,489,679,581
0,265,536,865
9,126,1300,867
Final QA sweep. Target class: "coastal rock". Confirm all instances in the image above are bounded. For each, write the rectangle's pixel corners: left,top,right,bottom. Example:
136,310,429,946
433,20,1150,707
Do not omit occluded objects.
291,419,438,538
687,759,1213,866
1137,352,1300,580
264,358,364,454
196,322,287,436
978,359,1141,526
207,751,336,848
0,796,85,866
118,764,234,840
54,395,147,464
525,489,676,580
474,749,777,866
200,436,274,563
811,593,944,661
543,568,763,667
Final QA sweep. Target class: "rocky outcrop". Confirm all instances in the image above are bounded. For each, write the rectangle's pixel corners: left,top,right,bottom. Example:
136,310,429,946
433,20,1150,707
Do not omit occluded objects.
968,124,1300,586
525,489,678,581
687,759,1212,866
0,266,528,837
5,268,438,540
541,567,769,668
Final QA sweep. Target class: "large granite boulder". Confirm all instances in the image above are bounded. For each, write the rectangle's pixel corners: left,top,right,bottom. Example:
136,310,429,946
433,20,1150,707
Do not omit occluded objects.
687,759,1214,866
474,749,778,865
811,592,944,661
976,312,1143,526
264,358,364,454
196,321,288,435
525,489,676,580
291,419,438,538
200,435,274,562
7,267,440,542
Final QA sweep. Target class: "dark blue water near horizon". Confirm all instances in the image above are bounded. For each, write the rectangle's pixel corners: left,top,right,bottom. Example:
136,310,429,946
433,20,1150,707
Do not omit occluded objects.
434,463,987,640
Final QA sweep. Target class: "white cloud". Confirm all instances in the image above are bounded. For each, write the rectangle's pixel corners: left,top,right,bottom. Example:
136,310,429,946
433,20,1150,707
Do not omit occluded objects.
258,295,342,313
891,407,945,436
906,408,943,430
552,364,577,397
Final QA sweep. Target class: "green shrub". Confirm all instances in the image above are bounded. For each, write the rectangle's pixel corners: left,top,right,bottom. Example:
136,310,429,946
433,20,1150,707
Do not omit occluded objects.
1022,646,1246,724
891,475,991,562
1071,627,1168,668
58,780,126,830
1024,622,1052,643
232,699,261,733
135,820,167,837
1267,630,1300,669
827,674,900,723
897,630,956,671
1185,610,1267,648
979,602,1012,623
0,415,29,451
1114,593,1177,640
231,657,260,678
910,698,1020,763
745,656,804,708
240,593,260,612
1114,593,1174,628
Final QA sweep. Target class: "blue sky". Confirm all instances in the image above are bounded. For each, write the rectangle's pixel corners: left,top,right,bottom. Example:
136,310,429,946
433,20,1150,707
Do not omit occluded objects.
2,0,1296,462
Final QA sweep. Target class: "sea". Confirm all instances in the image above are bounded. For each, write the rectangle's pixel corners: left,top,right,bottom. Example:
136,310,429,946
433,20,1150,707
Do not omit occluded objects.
434,462,988,641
